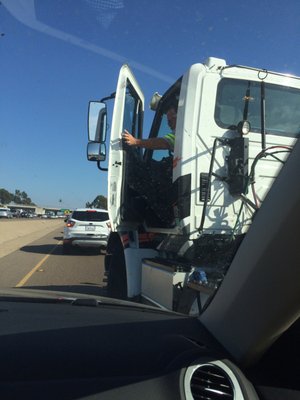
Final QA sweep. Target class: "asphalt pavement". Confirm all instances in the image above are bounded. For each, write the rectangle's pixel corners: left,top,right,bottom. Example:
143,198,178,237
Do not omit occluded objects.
0,224,107,296
0,218,64,259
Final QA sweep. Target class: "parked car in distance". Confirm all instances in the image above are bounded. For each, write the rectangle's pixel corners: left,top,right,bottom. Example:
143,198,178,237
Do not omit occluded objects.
0,207,13,218
63,208,110,253
20,211,34,218
57,212,67,219
10,209,21,218
43,211,57,219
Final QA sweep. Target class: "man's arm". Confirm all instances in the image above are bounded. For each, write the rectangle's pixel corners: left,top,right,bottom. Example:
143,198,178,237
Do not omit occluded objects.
122,130,171,150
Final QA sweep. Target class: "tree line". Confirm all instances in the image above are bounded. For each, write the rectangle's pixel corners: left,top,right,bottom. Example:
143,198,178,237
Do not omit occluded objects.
1,187,108,210
0,188,35,206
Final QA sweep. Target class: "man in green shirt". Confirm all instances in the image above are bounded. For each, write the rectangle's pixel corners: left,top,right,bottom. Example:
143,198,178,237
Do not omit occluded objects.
122,106,177,151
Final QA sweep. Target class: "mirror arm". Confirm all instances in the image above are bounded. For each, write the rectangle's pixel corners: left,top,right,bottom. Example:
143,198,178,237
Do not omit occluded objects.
100,92,116,103
97,161,108,171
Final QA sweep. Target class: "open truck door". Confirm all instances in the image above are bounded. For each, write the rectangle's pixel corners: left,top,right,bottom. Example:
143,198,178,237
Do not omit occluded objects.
108,65,144,231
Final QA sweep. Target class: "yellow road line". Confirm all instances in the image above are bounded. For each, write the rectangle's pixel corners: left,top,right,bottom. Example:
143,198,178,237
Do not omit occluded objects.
15,241,62,287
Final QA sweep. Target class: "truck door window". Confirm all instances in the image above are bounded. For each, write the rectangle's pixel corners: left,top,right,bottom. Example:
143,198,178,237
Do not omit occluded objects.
123,85,142,138
215,78,300,137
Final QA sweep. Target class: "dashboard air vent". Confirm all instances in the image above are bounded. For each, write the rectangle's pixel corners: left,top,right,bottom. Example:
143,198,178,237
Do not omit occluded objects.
190,364,234,399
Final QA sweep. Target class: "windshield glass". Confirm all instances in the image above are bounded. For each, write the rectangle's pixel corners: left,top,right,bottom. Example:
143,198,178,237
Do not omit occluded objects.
0,0,299,318
215,78,300,137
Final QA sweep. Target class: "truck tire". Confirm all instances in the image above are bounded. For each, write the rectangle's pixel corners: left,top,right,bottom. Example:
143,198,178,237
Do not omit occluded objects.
107,248,127,300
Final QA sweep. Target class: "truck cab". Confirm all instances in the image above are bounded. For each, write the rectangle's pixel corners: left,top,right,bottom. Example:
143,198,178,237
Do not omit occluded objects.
87,57,299,312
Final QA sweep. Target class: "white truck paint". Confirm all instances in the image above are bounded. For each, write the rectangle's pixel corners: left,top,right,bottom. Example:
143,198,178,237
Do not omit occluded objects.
87,57,299,314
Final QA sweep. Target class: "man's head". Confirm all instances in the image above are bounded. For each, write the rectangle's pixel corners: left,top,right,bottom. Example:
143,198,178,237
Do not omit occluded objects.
166,106,177,131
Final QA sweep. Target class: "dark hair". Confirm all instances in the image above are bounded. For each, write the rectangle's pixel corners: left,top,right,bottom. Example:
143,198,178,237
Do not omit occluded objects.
166,101,178,113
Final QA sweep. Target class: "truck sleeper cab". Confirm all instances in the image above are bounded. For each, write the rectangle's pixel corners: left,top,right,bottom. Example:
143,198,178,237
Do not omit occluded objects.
87,57,299,314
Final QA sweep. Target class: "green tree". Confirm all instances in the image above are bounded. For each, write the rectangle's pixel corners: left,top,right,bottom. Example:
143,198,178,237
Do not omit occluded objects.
21,191,33,205
13,189,35,205
0,188,13,205
0,188,35,206
86,195,107,209
14,189,22,204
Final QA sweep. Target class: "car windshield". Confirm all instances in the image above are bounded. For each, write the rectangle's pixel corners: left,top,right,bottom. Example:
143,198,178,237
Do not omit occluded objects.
0,0,299,318
2,4,300,400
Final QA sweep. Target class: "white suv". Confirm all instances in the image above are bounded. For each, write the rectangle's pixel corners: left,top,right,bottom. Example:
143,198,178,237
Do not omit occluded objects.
63,208,110,253
0,208,13,218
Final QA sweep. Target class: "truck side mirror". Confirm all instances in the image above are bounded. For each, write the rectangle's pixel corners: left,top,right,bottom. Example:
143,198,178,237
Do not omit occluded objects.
88,101,107,143
87,142,106,162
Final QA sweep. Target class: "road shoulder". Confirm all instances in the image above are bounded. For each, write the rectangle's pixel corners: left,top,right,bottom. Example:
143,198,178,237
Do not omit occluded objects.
0,219,63,259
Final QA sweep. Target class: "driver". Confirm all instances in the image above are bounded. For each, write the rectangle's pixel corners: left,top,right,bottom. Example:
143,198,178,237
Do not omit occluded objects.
121,105,177,151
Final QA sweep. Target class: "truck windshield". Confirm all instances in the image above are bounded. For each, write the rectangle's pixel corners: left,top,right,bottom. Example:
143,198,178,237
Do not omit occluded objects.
215,78,300,137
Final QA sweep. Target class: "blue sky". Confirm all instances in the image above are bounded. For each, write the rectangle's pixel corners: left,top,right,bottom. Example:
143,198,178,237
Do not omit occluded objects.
1,0,300,209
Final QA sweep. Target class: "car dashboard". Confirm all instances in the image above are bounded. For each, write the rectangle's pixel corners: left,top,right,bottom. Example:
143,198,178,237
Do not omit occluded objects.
0,295,299,399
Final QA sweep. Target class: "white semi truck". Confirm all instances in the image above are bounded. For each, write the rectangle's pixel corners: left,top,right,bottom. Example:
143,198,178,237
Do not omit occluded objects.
87,57,299,314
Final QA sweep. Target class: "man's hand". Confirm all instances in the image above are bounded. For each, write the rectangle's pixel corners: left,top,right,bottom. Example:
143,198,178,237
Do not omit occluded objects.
122,130,137,146
122,130,171,150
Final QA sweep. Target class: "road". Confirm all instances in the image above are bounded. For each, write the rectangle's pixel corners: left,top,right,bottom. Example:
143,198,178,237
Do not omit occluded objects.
0,225,107,297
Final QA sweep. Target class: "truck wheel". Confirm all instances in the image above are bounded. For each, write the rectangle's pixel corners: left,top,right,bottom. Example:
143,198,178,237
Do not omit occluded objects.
107,249,127,300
